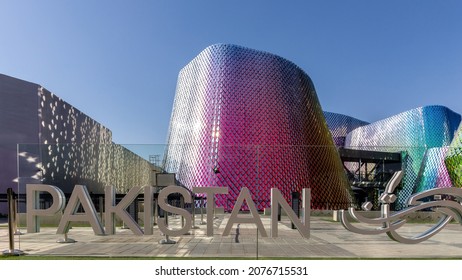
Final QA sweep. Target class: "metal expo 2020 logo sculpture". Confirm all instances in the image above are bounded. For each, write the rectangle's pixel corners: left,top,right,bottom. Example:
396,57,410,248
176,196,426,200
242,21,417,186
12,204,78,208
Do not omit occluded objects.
340,171,462,244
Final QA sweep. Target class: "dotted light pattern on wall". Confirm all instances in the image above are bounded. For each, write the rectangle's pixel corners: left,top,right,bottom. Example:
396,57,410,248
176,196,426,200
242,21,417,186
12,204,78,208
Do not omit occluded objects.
345,105,461,208
34,143,154,194
324,112,369,147
163,44,352,211
19,87,153,194
445,123,462,188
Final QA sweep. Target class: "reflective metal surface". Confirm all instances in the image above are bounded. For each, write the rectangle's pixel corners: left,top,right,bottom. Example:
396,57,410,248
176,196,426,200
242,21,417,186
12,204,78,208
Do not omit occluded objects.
163,44,352,211
324,111,369,147
340,171,462,244
446,123,462,188
345,105,461,208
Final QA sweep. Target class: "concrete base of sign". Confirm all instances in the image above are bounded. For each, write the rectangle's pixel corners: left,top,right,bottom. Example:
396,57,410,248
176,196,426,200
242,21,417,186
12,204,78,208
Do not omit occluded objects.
57,231,76,243
57,237,76,243
2,249,25,256
332,210,339,221
159,238,176,244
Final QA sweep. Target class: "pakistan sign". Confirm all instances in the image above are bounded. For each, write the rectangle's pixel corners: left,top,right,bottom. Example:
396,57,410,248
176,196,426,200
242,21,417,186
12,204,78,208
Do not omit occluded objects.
25,171,462,244
26,185,310,238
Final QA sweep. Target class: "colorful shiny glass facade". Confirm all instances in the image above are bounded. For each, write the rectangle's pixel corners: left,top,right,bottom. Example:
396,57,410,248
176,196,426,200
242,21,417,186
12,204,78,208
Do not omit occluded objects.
324,112,369,147
345,105,461,208
445,123,462,188
416,147,453,192
163,44,352,211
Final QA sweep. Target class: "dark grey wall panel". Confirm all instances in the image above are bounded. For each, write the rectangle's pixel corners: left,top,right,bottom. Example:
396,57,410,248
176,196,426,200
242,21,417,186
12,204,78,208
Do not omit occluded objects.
1,73,154,214
0,74,40,194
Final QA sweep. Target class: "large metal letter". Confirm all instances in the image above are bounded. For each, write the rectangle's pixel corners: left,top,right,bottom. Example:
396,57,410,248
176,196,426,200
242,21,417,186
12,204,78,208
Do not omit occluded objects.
157,185,192,236
105,186,143,235
144,186,155,235
57,185,104,235
223,187,267,237
192,187,228,236
26,184,65,233
271,188,310,238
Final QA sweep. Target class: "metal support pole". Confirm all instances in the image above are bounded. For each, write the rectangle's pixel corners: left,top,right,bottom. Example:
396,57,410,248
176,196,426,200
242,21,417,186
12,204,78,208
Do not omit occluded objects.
99,196,104,224
213,196,218,219
192,195,199,229
180,196,190,235
277,205,281,221
3,188,24,256
57,210,76,243
256,227,259,260
200,197,206,225
153,198,158,226
173,199,179,219
181,196,184,227
121,202,129,229
235,224,240,243
13,194,23,235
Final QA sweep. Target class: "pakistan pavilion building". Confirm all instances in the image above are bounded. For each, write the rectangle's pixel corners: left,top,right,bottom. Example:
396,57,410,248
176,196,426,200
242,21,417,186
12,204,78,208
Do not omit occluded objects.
2,43,462,215
163,44,462,211
163,44,356,211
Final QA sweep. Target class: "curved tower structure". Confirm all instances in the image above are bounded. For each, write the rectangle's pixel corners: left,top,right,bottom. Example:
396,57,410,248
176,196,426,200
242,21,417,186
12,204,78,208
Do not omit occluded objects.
345,105,461,208
163,44,352,210
324,111,369,147
445,123,462,188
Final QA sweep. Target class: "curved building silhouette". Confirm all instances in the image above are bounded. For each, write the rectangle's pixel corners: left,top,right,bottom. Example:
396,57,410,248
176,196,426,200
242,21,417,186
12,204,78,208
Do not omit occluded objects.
445,123,462,188
324,112,369,147
345,105,461,208
163,44,352,211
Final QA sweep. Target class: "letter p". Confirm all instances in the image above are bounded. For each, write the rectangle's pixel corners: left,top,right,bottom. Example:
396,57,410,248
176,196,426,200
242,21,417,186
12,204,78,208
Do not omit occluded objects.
26,184,65,233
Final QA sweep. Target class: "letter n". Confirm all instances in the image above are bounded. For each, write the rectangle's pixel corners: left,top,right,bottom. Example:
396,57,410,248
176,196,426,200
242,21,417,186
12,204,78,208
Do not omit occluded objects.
271,188,310,238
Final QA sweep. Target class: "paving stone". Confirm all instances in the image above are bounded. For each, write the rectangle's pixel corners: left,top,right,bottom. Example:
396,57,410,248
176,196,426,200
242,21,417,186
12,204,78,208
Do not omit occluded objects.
2,215,462,258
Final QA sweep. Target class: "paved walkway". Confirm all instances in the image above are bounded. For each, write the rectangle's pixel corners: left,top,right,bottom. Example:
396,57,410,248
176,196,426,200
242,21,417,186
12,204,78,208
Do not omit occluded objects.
2,215,462,258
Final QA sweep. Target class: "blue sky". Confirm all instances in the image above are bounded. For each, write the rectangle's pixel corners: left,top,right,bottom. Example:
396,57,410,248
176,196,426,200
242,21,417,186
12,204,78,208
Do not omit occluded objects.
1,0,461,145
